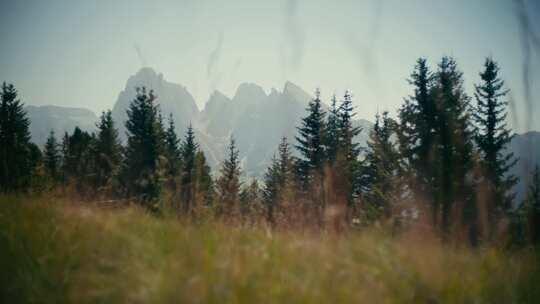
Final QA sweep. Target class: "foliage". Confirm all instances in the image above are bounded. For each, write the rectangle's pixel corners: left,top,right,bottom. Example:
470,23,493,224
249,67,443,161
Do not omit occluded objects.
2,196,540,303
0,83,34,192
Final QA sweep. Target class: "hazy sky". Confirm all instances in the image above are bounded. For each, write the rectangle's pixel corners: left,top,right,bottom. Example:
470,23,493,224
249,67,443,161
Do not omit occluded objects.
1,0,539,131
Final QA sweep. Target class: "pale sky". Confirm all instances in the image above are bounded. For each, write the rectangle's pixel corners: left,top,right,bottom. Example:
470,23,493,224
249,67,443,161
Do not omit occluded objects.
1,0,539,131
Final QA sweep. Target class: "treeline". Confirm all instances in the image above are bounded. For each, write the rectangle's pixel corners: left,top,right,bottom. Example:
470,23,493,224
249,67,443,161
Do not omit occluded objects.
1,57,540,246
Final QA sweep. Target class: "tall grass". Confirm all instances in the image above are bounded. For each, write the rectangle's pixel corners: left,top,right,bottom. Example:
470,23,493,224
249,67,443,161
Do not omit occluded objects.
1,195,539,303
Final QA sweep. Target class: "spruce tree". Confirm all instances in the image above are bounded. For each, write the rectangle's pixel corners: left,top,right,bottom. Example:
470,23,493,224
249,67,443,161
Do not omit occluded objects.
94,110,123,191
263,137,295,224
526,166,540,244
263,155,281,223
433,57,475,240
472,58,518,237
336,90,362,205
295,88,326,188
61,127,94,192
122,87,163,207
216,137,242,217
324,94,340,163
362,111,400,221
193,150,214,208
295,89,327,225
44,130,61,183
180,123,198,213
164,113,181,181
240,179,262,219
397,58,437,202
62,127,93,179
0,82,33,192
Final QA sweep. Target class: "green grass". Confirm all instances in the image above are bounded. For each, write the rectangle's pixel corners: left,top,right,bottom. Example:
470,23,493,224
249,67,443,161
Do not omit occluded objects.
1,195,540,303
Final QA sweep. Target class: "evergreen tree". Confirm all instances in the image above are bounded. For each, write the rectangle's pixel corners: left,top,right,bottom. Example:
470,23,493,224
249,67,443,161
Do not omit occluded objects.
263,155,281,223
122,87,163,208
336,90,362,205
61,131,70,183
433,57,475,240
62,127,93,180
263,137,295,224
362,111,400,221
397,58,437,202
398,57,476,242
240,179,262,219
193,150,214,208
164,113,181,181
0,82,34,192
94,110,123,191
43,130,61,182
295,89,327,225
60,127,94,193
216,137,242,217
472,58,518,238
180,123,198,213
295,88,327,188
278,137,295,190
27,142,46,191
526,166,540,244
324,94,340,163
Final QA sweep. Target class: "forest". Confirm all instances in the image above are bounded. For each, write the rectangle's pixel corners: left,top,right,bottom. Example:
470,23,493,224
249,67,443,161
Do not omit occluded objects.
2,56,540,303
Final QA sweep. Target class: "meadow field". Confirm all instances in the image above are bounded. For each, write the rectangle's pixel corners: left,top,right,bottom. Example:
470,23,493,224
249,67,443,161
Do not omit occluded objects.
1,195,539,303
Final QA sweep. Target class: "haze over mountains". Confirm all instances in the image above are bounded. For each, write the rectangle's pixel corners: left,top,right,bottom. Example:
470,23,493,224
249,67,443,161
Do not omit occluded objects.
25,68,539,187
110,68,371,177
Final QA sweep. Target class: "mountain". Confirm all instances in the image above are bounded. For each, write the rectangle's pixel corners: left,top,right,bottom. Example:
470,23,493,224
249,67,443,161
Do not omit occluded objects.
108,68,373,177
21,68,540,200
111,67,198,141
198,81,373,176
23,73,539,194
25,105,98,147
509,131,540,202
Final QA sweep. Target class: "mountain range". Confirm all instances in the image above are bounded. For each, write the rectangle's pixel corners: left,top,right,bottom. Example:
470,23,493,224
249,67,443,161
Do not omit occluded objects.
25,68,539,197
109,68,371,177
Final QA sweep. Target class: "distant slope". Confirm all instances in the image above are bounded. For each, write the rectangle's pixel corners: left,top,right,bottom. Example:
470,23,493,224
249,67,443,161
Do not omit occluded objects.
509,131,540,201
25,105,98,147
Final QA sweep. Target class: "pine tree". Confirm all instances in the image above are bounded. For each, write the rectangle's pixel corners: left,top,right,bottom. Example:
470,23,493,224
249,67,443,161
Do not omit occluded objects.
94,110,123,191
433,57,475,240
62,127,93,178
397,58,437,203
295,88,327,188
27,142,45,191
216,137,242,217
526,166,540,244
61,131,70,183
180,123,198,213
240,179,262,219
324,94,340,163
336,90,362,206
164,113,181,181
193,150,214,208
362,111,400,221
277,137,295,188
295,89,327,225
122,87,163,207
263,137,295,224
263,155,281,223
472,58,518,238
61,127,94,192
44,130,61,183
0,82,34,192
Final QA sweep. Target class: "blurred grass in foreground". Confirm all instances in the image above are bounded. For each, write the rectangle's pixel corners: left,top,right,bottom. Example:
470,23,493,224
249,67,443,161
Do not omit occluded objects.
1,195,540,303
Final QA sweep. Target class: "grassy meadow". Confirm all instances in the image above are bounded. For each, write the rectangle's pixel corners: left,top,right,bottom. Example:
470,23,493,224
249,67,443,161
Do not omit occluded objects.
1,195,540,303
